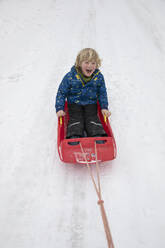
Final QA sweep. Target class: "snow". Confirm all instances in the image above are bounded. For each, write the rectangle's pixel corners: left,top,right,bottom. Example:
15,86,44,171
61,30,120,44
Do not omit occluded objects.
0,0,165,247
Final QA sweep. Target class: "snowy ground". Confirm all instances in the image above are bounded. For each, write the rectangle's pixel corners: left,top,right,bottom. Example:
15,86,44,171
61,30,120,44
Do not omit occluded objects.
0,0,165,247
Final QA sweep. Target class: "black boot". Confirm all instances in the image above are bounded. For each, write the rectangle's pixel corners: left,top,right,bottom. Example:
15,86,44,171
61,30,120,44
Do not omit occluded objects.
66,104,84,139
84,104,107,137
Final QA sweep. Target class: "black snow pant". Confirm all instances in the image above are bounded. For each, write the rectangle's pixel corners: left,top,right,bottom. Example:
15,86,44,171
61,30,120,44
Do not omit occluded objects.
66,103,107,138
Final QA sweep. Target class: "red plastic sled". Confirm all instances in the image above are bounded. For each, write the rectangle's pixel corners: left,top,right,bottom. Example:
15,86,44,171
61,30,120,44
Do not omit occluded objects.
57,102,117,164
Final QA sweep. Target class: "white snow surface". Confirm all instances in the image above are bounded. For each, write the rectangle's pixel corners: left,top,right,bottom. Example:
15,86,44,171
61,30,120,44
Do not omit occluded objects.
0,0,165,247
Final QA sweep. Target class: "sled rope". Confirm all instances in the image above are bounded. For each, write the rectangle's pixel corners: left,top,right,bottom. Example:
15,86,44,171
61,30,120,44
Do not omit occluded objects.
80,142,115,248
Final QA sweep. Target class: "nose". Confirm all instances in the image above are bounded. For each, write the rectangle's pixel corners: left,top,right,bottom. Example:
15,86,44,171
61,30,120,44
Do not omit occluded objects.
88,63,93,69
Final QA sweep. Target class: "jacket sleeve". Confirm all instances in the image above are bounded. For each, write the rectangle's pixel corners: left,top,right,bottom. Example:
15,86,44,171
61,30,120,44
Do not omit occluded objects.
55,74,70,112
97,74,109,110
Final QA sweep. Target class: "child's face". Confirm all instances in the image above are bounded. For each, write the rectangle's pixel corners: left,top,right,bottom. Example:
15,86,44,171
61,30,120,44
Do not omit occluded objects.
81,60,97,77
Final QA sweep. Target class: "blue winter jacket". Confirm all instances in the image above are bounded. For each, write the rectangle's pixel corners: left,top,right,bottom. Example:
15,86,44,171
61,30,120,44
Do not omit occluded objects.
55,66,109,112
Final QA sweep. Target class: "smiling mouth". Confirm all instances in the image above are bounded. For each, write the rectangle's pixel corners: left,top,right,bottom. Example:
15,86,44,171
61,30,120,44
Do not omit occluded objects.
86,69,92,74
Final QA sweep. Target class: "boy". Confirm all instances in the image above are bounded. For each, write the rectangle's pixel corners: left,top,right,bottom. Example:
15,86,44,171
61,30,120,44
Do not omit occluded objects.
55,48,111,139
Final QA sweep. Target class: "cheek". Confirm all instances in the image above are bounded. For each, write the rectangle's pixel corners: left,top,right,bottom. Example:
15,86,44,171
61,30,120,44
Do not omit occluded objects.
81,66,87,71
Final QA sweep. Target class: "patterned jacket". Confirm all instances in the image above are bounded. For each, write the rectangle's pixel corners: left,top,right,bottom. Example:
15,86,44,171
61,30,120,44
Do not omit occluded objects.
55,66,109,112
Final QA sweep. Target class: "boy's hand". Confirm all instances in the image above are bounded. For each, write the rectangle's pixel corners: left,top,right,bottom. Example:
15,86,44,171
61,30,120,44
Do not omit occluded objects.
56,110,65,117
101,109,111,117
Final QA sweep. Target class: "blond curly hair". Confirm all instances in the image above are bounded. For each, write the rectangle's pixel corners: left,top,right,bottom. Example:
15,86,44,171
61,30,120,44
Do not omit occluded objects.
75,48,101,68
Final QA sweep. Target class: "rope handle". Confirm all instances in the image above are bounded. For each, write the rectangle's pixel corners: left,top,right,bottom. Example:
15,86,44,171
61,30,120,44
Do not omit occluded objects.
80,142,115,248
